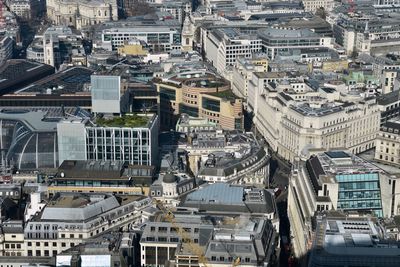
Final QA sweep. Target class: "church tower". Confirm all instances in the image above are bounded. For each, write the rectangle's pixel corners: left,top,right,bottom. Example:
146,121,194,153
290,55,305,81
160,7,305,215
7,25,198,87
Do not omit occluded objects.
181,13,195,52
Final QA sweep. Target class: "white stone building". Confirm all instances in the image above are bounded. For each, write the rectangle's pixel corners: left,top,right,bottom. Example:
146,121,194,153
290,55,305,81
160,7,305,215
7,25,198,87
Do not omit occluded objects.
250,76,381,162
46,0,118,30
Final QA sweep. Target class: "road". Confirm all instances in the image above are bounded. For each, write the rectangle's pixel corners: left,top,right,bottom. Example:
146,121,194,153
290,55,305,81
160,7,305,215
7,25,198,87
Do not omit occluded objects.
268,153,292,267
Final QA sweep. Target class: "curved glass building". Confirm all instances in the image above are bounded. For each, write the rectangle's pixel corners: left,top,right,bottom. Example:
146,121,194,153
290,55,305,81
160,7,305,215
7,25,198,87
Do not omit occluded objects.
0,110,58,170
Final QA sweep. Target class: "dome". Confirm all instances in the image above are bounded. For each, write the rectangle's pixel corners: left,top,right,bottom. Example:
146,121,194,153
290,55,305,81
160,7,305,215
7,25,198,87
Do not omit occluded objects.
163,173,177,183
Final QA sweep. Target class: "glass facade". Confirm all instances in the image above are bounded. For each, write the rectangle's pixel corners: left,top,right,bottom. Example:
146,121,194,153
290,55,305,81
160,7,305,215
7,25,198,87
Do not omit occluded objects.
235,118,242,129
336,173,383,217
179,104,198,117
159,87,176,101
202,97,220,112
86,127,151,166
0,120,58,169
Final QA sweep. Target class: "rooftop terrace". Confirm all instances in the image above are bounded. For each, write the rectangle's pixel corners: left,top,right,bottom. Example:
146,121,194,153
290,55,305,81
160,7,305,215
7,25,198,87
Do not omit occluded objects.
96,114,150,128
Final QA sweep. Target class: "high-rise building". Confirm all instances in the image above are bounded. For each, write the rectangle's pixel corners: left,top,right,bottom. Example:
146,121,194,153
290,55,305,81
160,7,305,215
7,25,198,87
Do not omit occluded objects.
156,69,243,130
57,114,159,166
287,151,397,258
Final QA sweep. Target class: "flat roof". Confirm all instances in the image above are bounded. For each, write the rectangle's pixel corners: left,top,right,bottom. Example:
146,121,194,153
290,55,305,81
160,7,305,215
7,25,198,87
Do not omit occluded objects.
16,67,93,95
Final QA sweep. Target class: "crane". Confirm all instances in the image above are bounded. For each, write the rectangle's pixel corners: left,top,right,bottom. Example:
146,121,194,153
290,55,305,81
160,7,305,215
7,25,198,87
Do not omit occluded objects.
154,200,242,266
154,199,210,267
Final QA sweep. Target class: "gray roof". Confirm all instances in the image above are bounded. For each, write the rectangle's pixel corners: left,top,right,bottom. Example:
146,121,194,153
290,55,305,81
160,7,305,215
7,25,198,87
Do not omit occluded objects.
186,183,244,205
181,183,276,215
41,194,120,221
0,110,58,132
258,27,318,39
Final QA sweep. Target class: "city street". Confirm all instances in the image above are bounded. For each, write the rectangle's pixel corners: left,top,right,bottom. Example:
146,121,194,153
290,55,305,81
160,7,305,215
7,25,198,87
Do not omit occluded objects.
269,153,292,267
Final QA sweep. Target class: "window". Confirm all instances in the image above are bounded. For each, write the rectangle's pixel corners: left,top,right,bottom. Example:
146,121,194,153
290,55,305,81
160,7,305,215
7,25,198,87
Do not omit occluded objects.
28,242,32,246
53,242,57,247
61,243,66,247
36,242,40,246
36,250,41,256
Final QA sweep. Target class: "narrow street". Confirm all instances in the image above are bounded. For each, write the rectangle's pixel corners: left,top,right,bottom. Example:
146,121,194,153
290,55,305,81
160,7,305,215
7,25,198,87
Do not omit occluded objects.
269,153,292,267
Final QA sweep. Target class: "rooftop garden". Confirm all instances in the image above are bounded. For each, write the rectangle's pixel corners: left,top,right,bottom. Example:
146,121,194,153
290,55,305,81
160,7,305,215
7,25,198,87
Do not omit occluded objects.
96,114,149,128
205,89,238,100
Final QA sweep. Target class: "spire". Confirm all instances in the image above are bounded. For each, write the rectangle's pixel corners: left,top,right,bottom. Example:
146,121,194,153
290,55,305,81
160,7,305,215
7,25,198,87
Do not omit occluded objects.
364,21,369,34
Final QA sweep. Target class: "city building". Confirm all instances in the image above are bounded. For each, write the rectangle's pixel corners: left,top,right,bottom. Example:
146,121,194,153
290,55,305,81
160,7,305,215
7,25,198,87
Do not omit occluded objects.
7,0,45,20
287,151,397,258
117,39,148,57
0,67,93,108
176,129,269,185
57,114,159,166
204,28,262,74
332,16,400,56
23,192,152,257
140,211,277,267
181,183,278,225
0,59,54,95
375,117,400,167
56,232,139,267
46,0,118,29
301,0,334,13
91,75,122,114
175,114,219,134
0,110,59,170
27,26,86,68
308,214,400,267
258,26,334,60
232,56,268,100
97,18,181,52
49,160,155,195
156,68,243,130
150,172,196,206
250,75,381,162
0,37,14,65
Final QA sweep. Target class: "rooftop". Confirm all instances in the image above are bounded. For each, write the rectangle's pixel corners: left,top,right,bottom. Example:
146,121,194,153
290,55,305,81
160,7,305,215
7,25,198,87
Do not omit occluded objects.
204,89,238,101
0,59,54,95
316,151,382,175
16,67,93,95
310,216,400,263
40,193,146,222
0,109,59,132
181,183,275,215
95,114,150,128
